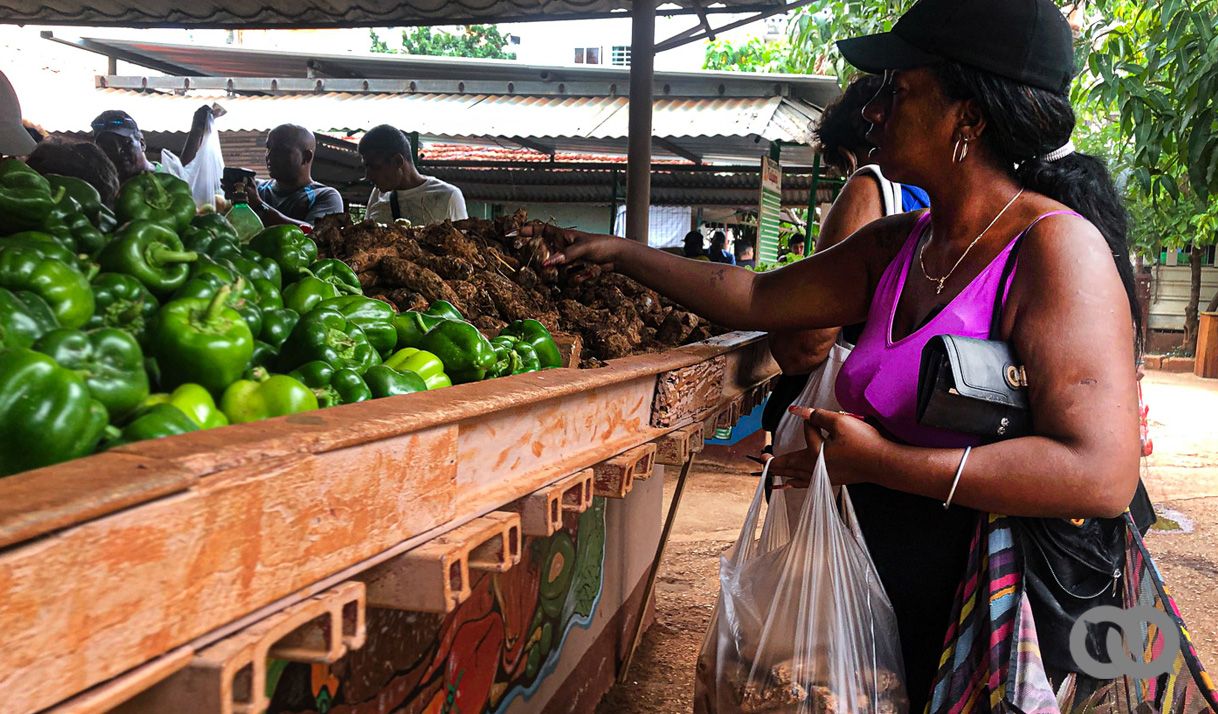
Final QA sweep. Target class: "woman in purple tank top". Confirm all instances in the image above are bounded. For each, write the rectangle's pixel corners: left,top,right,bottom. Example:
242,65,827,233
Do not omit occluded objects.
520,0,1142,707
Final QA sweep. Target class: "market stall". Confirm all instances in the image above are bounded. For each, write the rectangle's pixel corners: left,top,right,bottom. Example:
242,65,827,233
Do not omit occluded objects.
0,3,803,712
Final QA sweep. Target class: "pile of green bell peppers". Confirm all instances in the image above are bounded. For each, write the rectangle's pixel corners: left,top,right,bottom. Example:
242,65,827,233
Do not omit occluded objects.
0,164,576,476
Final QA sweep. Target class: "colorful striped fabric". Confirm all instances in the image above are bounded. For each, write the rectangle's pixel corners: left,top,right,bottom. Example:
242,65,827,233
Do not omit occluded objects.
926,512,1218,713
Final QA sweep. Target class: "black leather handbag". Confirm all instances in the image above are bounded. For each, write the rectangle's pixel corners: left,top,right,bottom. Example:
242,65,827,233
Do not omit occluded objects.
915,229,1156,674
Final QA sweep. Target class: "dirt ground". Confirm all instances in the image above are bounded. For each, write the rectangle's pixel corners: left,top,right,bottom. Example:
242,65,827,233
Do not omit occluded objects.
597,370,1218,714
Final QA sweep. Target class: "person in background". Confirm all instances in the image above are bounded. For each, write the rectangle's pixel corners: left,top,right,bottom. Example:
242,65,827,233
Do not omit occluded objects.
781,235,807,261
708,230,736,265
762,73,932,444
226,124,345,229
682,230,710,260
22,120,48,146
26,139,121,208
735,241,757,268
359,124,467,226
91,107,216,186
0,69,37,158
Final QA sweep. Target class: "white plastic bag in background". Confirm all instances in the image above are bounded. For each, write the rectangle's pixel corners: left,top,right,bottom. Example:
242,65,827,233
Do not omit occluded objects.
772,341,849,527
694,451,907,714
180,127,225,208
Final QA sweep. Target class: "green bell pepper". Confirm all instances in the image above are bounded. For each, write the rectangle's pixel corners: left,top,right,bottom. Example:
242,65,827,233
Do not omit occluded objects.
98,220,197,296
384,347,451,390
181,213,239,255
425,300,464,323
0,246,94,329
173,262,263,337
2,231,79,264
116,172,195,233
211,245,282,290
288,359,372,408
45,175,105,227
0,288,58,350
392,311,429,349
148,285,255,393
86,273,159,344
260,307,300,350
249,340,276,371
43,194,109,256
308,259,362,296
252,278,283,309
282,276,339,316
419,319,497,384
220,368,318,424
142,383,228,429
104,403,198,449
0,348,108,476
0,159,61,232
248,225,318,282
363,364,427,399
276,305,380,375
316,295,397,356
500,319,564,370
489,334,541,377
34,327,150,420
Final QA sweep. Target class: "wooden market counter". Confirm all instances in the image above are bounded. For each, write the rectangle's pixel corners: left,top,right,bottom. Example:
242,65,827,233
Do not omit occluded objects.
1,331,777,714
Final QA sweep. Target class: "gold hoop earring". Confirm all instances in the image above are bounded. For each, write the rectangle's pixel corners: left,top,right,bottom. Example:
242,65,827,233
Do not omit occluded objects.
952,138,970,164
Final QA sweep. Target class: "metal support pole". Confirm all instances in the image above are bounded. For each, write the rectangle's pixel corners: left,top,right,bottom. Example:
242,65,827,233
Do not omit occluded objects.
626,0,656,244
806,152,820,254
619,452,696,683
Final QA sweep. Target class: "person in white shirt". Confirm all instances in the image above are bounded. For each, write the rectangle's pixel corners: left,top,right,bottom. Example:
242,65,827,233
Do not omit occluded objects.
358,124,467,226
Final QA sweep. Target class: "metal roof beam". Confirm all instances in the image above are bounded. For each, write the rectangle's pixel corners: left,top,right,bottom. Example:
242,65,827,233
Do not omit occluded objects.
654,137,702,165
41,31,198,76
98,74,790,98
655,0,819,53
306,59,360,79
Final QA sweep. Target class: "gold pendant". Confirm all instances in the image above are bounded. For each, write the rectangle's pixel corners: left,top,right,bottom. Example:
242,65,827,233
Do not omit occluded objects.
935,278,946,295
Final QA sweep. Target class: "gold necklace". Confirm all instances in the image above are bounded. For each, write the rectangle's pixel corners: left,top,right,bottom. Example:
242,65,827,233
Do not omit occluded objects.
919,188,1024,295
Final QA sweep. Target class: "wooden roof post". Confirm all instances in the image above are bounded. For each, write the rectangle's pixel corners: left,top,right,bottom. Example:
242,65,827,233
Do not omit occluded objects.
625,0,656,243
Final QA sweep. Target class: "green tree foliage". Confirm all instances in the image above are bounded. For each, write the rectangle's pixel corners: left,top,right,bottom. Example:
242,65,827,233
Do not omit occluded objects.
1085,0,1218,349
369,25,517,60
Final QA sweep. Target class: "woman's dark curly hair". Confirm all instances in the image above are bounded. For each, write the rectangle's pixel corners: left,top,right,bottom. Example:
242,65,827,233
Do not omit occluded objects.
813,74,885,174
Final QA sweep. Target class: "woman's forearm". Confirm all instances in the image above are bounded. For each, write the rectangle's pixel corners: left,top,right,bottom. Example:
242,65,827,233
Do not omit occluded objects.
868,436,1138,519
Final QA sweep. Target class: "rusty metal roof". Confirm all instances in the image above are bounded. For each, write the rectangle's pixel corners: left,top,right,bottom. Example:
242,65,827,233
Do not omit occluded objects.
0,0,797,29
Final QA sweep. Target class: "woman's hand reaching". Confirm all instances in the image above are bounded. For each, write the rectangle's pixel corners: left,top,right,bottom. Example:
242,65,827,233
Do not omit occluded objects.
516,222,625,271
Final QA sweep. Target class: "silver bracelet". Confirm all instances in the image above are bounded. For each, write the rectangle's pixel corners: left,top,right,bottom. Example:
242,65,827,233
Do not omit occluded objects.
943,446,972,510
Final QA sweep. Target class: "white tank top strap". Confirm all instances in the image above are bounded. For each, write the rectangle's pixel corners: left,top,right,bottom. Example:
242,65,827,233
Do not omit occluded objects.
852,164,903,217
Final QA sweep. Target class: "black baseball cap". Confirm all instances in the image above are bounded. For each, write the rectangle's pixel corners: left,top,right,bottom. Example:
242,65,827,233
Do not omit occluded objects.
91,110,141,139
836,0,1075,94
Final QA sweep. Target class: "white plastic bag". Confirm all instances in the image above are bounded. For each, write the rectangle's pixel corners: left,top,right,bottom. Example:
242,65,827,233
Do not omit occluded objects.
695,450,907,714
772,341,849,526
180,127,225,208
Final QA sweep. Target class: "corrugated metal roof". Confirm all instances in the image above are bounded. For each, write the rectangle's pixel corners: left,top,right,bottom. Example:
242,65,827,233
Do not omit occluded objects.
0,1,790,29
48,36,841,107
25,88,819,165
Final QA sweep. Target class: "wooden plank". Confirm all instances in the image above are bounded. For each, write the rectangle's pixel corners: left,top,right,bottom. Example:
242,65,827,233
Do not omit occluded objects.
650,355,725,428
0,428,457,714
593,443,656,496
115,583,365,714
359,512,520,614
0,453,194,550
1,333,779,711
653,423,705,466
46,647,193,714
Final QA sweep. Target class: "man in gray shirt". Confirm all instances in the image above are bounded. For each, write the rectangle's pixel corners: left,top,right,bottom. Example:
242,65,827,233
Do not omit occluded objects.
227,124,344,228
358,124,466,226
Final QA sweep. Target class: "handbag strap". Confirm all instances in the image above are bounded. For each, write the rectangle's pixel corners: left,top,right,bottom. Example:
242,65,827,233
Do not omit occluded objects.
988,210,1083,340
